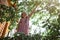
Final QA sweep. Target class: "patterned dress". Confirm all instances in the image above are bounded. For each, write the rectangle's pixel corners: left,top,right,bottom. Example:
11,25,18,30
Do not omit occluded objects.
17,16,29,35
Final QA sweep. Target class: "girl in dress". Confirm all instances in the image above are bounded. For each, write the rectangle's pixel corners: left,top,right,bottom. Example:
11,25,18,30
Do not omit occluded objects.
17,4,39,35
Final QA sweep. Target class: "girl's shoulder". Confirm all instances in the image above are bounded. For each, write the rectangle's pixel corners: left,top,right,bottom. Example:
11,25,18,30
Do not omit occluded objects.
26,16,29,19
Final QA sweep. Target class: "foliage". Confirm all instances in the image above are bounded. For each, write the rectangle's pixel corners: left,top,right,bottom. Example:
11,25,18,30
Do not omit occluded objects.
17,0,60,40
0,0,19,22
0,33,60,40
0,0,60,40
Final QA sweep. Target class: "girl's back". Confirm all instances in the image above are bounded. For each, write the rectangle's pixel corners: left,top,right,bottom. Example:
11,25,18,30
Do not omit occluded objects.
17,16,29,35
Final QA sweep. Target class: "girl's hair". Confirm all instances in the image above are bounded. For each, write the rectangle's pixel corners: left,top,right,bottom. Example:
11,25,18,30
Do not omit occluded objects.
21,12,27,18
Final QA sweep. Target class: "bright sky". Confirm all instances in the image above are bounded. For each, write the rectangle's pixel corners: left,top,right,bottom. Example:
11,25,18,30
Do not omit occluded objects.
59,0,60,3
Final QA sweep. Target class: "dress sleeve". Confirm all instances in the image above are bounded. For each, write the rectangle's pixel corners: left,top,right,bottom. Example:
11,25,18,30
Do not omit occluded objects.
26,16,29,25
17,19,22,30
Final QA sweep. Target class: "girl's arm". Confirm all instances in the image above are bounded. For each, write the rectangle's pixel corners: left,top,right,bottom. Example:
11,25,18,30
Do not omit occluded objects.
16,19,22,31
28,3,39,18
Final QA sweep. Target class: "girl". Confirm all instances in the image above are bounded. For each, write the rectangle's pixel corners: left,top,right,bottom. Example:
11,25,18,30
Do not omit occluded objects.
17,12,29,35
17,4,39,35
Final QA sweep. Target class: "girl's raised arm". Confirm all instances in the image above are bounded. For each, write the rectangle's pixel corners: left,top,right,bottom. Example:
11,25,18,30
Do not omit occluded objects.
28,3,40,18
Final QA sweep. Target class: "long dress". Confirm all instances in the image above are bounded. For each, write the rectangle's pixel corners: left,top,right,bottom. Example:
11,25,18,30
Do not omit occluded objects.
17,16,29,35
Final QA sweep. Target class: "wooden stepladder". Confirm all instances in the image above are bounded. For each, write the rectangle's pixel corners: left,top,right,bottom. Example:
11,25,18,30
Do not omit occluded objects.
0,21,10,37
0,0,10,37
0,0,16,37
0,22,6,37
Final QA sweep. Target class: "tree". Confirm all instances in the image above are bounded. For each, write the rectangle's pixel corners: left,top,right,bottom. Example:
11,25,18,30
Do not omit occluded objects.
0,0,60,40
